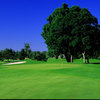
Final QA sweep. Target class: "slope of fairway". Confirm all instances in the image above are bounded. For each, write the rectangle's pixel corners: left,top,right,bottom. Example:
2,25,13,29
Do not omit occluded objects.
0,63,100,99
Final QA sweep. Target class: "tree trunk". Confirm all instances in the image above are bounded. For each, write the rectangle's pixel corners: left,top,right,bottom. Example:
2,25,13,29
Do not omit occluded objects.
87,58,89,64
55,56,58,59
70,55,73,63
65,54,70,62
82,52,86,63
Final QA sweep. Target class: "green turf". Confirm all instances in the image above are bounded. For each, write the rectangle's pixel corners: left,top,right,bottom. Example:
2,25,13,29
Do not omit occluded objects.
0,59,100,99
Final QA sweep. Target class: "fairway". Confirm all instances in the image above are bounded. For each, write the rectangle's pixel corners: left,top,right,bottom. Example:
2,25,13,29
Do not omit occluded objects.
0,63,100,99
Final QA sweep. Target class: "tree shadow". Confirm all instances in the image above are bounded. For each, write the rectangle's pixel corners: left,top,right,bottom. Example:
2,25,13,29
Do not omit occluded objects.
5,60,13,63
91,63,100,64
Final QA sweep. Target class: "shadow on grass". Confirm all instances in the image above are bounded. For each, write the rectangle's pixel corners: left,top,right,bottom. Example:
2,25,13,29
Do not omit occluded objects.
78,63,100,65
0,66,7,69
91,63,100,64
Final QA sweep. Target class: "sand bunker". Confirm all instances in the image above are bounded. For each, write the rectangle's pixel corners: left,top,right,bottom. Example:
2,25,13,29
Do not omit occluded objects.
3,61,26,65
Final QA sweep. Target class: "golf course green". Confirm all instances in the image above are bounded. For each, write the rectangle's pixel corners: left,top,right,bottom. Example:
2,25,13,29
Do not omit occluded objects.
0,59,100,99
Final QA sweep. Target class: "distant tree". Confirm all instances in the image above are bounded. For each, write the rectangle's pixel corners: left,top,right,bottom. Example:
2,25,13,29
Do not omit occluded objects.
41,51,48,57
3,48,14,61
24,43,31,58
40,52,48,61
19,49,26,60
42,3,100,63
28,50,33,59
14,51,20,60
0,51,4,61
32,51,37,60
10,50,20,60
10,49,16,60
33,51,40,60
35,52,47,61
32,51,48,61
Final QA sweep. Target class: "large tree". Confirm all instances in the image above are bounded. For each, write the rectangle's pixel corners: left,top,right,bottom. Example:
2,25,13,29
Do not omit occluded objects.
42,3,100,63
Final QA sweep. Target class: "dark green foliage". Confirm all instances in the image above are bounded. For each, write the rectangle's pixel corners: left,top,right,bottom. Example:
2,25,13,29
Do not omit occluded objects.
3,48,15,61
27,50,33,59
0,51,4,61
97,56,100,60
19,49,26,60
0,46,48,62
32,51,48,61
10,50,17,60
0,49,19,61
14,51,20,60
32,51,40,60
48,49,55,58
42,51,48,57
42,3,100,62
60,54,64,59
24,43,31,58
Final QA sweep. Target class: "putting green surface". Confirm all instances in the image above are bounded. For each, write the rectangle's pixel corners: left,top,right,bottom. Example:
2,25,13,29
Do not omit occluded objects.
0,63,100,99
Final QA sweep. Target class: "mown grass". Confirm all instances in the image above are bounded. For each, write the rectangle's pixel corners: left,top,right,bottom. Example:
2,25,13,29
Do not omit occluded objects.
0,59,100,99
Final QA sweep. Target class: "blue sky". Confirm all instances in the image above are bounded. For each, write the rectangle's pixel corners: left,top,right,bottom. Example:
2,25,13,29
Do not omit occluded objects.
0,0,100,51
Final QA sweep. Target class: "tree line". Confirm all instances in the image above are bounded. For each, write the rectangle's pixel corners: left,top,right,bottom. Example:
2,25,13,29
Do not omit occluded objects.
0,43,48,62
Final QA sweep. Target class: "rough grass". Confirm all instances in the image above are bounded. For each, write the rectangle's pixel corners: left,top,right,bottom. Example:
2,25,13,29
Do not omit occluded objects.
0,59,100,99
